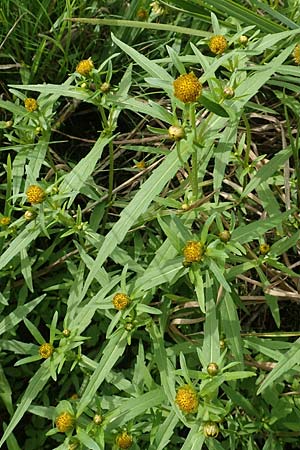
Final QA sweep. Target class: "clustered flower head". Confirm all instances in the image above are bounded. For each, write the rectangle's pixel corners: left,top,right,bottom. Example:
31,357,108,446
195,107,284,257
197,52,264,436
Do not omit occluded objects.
112,293,130,310
115,431,133,449
26,185,45,204
292,44,300,65
209,35,228,55
24,98,38,112
76,58,94,76
39,342,54,359
175,385,199,414
173,72,202,103
259,243,270,255
137,7,148,20
0,216,10,226
183,240,204,263
55,411,75,433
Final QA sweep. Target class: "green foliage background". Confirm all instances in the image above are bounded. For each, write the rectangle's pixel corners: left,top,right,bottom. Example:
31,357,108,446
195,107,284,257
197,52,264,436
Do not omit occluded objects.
0,1,300,449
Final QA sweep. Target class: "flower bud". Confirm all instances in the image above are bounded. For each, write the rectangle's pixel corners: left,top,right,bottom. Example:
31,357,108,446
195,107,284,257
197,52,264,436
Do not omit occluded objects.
203,421,219,438
219,230,231,242
116,431,133,449
93,414,103,425
100,82,110,93
207,362,219,376
223,86,234,99
168,125,185,141
239,35,248,45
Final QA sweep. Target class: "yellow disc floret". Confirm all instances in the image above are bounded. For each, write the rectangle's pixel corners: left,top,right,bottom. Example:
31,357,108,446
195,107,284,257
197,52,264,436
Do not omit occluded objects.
0,216,11,226
55,411,75,433
39,343,54,359
209,35,228,55
113,293,130,311
173,72,202,103
293,44,300,65
259,243,270,255
183,241,204,263
26,185,45,204
76,59,94,76
116,431,133,449
24,98,38,112
175,385,199,414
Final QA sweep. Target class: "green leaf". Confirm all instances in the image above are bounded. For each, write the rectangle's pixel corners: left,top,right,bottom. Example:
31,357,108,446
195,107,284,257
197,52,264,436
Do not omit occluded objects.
112,33,172,81
60,134,115,207
105,388,164,430
20,248,33,292
0,295,45,336
241,147,293,198
0,362,52,447
257,338,300,394
220,293,244,366
77,429,100,450
202,272,220,366
200,94,229,117
201,0,285,33
180,425,205,450
231,211,292,244
149,411,179,450
0,223,40,272
80,132,194,300
77,330,128,416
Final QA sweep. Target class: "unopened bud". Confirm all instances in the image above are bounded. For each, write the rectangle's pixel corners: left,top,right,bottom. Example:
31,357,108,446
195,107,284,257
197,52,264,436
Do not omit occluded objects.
168,125,185,141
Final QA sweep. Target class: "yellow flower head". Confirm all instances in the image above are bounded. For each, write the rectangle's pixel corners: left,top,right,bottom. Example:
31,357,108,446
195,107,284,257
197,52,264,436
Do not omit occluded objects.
39,342,54,359
76,58,94,76
137,7,148,20
113,293,130,311
175,385,199,414
203,421,219,438
24,98,38,112
26,185,45,204
0,216,11,226
173,72,202,103
209,35,228,55
135,160,146,170
293,44,300,65
183,240,204,263
116,431,133,449
259,243,270,255
55,411,75,433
